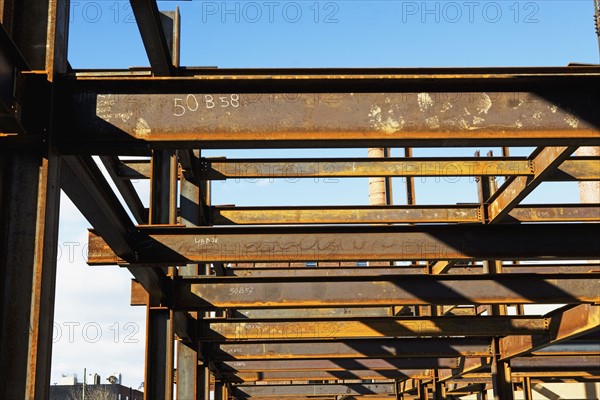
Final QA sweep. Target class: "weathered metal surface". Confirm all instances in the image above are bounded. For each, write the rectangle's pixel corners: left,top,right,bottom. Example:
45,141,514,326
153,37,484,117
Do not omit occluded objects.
202,157,533,179
507,205,600,222
211,338,493,360
201,316,548,341
99,156,147,224
229,369,431,383
216,358,461,373
212,204,600,225
487,146,577,222
130,0,175,76
231,307,393,319
211,205,482,225
225,263,600,278
60,69,600,151
500,304,600,359
178,274,599,309
117,157,600,181
533,340,600,355
510,356,600,371
145,308,174,400
231,383,396,398
87,223,600,264
0,150,62,400
550,157,600,181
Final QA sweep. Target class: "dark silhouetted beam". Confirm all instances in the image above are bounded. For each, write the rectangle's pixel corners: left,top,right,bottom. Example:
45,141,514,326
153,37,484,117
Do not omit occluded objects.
228,369,430,383
130,0,174,76
173,274,600,309
216,358,461,373
231,383,396,398
87,223,600,264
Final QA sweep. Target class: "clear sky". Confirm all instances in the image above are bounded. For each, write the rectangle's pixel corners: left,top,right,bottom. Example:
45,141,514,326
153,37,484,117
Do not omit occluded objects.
52,0,599,389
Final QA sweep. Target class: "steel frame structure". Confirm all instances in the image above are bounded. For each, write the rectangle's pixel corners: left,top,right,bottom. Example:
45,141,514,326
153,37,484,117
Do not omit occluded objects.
1,1,599,399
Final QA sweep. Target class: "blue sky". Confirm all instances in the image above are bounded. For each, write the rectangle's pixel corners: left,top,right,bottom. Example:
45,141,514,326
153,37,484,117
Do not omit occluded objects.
67,0,599,68
53,0,599,389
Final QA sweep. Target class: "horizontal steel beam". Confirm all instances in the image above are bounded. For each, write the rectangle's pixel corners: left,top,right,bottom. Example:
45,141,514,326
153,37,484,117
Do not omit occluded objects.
211,338,493,360
174,274,599,309
533,340,600,356
117,157,600,181
210,204,600,225
211,205,482,224
201,316,548,341
231,307,393,319
510,355,600,371
87,223,600,264
225,263,600,278
216,358,462,373
229,369,430,383
58,67,600,152
231,383,396,398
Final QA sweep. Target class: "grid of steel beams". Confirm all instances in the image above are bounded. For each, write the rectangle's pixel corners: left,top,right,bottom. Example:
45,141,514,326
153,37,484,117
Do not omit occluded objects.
1,1,600,399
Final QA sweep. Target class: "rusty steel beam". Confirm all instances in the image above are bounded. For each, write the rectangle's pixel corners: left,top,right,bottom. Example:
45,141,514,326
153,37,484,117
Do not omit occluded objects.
59,68,600,152
211,338,493,361
211,205,482,225
173,274,600,309
231,307,394,319
116,157,600,181
226,263,600,278
548,157,600,181
500,304,600,360
532,339,600,356
227,369,431,383
99,155,148,224
210,204,600,225
454,264,600,275
437,357,491,382
130,0,175,76
231,383,396,398
60,155,173,304
200,316,548,341
506,204,600,222
197,157,534,179
87,223,600,265
226,267,423,278
0,148,62,400
216,358,462,373
487,146,578,223
0,24,27,134
510,356,600,371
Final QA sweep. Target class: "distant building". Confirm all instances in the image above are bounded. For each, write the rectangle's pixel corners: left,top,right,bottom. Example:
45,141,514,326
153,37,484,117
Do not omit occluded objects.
50,374,142,400
49,384,143,400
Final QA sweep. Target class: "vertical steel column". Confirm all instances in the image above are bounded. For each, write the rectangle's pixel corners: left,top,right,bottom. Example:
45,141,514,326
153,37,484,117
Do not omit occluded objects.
177,150,211,400
0,0,68,398
491,338,514,400
522,377,533,400
0,148,61,400
432,370,446,400
478,151,507,317
144,150,177,400
214,380,225,400
478,151,513,400
198,173,212,400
